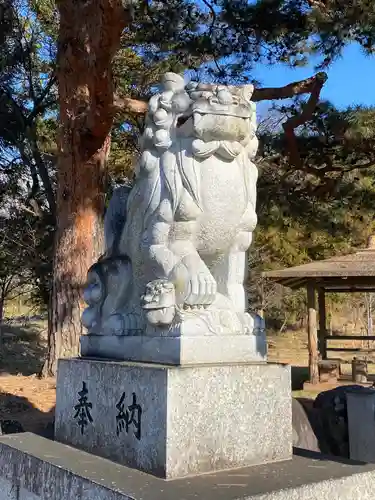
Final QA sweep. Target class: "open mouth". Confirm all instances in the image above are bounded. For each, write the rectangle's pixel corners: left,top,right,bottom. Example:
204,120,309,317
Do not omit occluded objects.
176,113,192,128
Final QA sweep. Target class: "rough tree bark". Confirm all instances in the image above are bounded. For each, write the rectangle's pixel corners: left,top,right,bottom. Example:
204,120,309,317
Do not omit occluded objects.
0,279,12,350
0,296,4,349
42,0,131,376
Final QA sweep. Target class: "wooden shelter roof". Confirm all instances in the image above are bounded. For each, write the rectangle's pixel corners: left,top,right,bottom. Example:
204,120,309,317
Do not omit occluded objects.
263,236,375,291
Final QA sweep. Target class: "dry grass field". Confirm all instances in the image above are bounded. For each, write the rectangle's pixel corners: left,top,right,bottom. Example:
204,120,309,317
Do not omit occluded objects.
0,318,373,433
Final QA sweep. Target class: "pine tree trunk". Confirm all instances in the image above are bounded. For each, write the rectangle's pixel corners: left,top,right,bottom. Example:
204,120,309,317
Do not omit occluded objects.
42,0,129,377
42,139,109,376
0,297,4,350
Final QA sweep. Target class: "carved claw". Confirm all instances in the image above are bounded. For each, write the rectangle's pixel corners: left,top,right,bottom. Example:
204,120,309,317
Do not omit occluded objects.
183,304,205,312
123,313,142,333
185,270,217,307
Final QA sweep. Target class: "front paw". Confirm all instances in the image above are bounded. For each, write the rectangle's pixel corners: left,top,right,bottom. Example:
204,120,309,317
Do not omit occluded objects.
185,265,217,306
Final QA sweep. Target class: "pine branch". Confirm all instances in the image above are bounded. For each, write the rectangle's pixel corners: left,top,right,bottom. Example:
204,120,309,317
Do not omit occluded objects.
28,74,57,122
306,0,328,12
281,73,328,167
252,72,328,102
201,0,217,38
112,72,329,169
112,94,148,115
113,72,328,113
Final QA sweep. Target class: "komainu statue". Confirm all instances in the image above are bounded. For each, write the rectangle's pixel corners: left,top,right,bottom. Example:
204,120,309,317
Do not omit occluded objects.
81,73,266,364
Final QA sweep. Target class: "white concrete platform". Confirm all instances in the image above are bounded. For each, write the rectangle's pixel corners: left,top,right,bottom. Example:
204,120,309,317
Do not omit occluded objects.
1,434,375,500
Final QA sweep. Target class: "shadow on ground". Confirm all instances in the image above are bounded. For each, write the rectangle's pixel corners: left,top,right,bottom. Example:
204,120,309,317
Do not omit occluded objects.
0,322,47,376
293,447,366,466
0,392,55,438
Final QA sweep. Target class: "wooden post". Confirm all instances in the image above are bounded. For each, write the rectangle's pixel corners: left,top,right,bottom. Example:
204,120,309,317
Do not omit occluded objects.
318,288,327,360
258,282,265,319
307,283,319,384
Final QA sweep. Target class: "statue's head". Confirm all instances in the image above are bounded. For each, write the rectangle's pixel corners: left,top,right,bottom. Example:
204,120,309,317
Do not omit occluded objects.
185,81,256,144
137,72,258,227
140,73,257,153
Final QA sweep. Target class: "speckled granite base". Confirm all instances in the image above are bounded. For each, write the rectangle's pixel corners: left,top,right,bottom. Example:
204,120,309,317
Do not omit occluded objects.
55,358,292,479
80,333,267,365
2,434,375,500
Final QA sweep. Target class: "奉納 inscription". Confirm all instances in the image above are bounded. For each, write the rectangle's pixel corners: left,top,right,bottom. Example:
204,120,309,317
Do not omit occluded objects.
116,392,142,440
74,381,93,434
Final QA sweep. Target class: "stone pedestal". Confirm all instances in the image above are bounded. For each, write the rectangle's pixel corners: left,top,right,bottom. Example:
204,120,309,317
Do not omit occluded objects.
80,332,267,365
55,358,292,479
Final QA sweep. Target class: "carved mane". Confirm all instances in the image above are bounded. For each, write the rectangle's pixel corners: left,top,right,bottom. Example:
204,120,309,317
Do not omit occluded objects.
137,74,200,227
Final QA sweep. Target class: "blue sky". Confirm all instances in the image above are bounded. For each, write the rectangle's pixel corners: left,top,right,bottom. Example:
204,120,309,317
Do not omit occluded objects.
253,43,375,113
